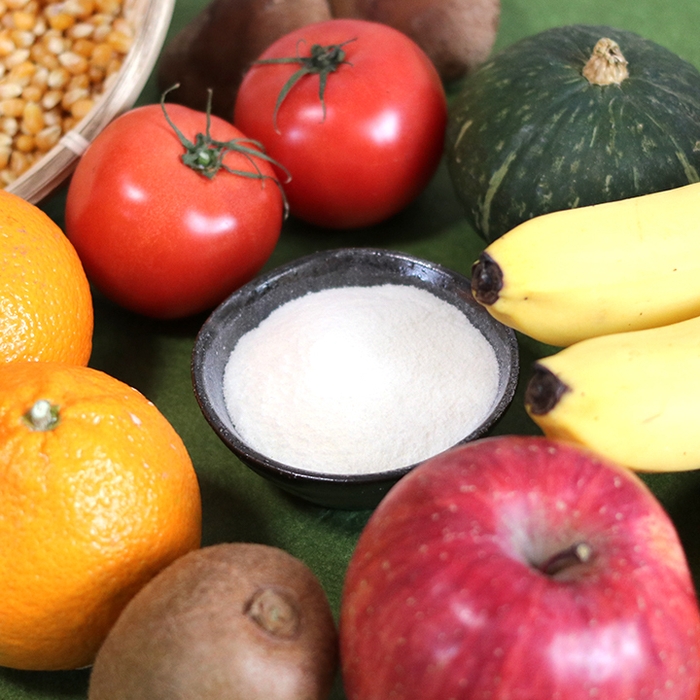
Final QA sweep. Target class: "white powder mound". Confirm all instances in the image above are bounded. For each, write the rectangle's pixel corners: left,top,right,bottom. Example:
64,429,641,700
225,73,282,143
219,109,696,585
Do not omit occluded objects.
223,284,500,475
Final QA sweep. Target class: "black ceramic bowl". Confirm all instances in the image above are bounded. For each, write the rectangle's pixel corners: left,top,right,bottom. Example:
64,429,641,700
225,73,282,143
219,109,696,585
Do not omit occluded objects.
192,248,519,510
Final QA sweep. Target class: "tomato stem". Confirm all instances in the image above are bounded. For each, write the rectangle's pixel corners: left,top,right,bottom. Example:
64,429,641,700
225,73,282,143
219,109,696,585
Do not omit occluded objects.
254,39,356,133
160,85,290,214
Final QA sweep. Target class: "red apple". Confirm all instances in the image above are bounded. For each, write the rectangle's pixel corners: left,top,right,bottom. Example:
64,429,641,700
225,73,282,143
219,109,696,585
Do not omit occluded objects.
339,435,700,700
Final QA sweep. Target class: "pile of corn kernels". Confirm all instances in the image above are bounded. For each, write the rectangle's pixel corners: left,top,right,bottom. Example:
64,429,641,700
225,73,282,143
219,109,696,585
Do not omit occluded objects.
0,0,134,187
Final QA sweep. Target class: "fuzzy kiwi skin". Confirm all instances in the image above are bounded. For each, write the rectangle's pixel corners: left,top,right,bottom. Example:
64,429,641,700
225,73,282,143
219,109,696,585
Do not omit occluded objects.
330,0,501,83
157,0,500,119
87,543,338,700
157,0,333,119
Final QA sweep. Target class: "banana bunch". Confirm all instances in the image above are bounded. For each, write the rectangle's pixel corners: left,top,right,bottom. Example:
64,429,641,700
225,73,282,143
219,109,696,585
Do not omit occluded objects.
524,315,700,471
470,181,700,470
471,181,700,347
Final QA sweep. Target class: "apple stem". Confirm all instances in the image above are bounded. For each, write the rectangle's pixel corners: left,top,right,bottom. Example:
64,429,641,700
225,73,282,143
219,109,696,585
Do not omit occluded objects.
540,542,593,577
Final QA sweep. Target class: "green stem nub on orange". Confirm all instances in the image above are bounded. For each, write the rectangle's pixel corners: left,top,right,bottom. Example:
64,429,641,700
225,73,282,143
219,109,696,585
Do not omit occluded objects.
24,399,60,431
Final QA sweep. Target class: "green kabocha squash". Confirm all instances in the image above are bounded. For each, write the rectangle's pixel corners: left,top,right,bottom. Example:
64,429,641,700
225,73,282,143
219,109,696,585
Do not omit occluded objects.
446,24,700,242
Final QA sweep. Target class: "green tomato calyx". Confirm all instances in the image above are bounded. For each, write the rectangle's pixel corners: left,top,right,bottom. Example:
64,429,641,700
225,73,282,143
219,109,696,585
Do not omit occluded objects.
254,39,356,133
160,84,290,185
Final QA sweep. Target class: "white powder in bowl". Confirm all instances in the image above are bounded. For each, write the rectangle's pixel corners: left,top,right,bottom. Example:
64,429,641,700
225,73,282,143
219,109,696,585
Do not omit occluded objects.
222,284,500,475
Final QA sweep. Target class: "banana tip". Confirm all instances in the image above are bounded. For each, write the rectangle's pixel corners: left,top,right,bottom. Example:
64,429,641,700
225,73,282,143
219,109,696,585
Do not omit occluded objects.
525,364,570,415
471,252,503,305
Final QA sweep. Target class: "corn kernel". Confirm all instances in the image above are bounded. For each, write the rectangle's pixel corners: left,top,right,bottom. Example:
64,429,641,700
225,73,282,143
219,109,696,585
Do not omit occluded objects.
21,83,42,102
14,131,33,151
60,86,86,109
1,116,18,135
90,41,111,68
21,100,43,133
105,28,130,54
40,89,60,110
44,34,68,55
101,64,117,89
68,21,94,39
29,64,48,88
11,11,35,31
111,17,131,37
0,33,15,57
32,16,46,37
10,148,28,174
72,38,95,57
10,29,32,48
67,72,89,91
105,55,120,76
0,0,133,190
48,12,75,32
58,50,87,74
5,47,28,67
41,106,60,125
0,81,22,99
0,96,24,117
35,123,59,150
7,58,34,84
47,66,69,88
69,96,92,119
88,11,110,25
0,147,9,169
64,0,95,19
94,0,120,15
31,43,59,69
86,64,102,83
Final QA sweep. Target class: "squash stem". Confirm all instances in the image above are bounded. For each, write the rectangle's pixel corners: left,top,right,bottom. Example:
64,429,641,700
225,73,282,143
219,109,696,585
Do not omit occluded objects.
582,37,629,86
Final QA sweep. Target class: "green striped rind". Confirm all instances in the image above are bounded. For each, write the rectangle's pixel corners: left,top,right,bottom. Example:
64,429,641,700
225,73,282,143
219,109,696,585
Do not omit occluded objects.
445,24,700,242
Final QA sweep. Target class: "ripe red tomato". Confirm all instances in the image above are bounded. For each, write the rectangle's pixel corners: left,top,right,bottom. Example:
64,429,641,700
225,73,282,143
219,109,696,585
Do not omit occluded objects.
233,19,447,230
65,101,284,319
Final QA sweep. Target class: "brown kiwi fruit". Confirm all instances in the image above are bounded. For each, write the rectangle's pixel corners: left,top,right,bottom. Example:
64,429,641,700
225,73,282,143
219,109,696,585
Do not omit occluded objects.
157,0,500,119
329,0,501,83
157,0,333,119
87,543,338,700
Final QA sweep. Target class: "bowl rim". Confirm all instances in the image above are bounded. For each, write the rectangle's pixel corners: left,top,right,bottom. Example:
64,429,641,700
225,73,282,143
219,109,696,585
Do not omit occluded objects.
192,246,520,487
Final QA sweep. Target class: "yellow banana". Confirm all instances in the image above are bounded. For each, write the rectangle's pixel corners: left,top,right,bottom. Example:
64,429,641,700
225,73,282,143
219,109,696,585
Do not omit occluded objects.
524,314,700,472
471,181,700,347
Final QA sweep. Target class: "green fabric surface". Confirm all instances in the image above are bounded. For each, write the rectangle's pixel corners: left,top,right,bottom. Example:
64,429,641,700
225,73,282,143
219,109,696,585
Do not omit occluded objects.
3,0,700,697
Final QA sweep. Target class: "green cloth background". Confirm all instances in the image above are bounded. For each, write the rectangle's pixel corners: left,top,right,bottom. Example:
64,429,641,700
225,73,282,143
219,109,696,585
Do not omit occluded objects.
4,0,700,697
